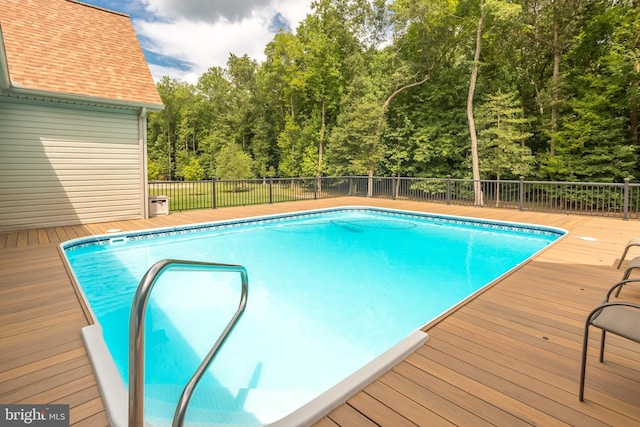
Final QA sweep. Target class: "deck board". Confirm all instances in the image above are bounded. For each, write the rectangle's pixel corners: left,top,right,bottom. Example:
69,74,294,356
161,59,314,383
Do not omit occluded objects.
1,198,639,426
375,369,501,426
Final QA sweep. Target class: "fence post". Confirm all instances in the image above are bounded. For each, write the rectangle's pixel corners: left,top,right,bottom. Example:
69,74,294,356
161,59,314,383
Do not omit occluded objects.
348,177,354,196
212,178,217,209
624,177,630,221
446,175,451,205
269,178,274,204
519,176,525,212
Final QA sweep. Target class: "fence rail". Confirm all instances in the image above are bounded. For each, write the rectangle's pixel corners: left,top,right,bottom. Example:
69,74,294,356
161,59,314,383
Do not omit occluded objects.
149,176,640,220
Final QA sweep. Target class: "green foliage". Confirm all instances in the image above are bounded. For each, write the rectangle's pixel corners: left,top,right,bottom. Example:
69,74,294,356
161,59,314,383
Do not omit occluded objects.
146,0,640,184
327,99,384,175
147,160,161,181
147,77,199,180
277,117,305,177
215,144,255,180
537,0,638,182
180,157,206,181
551,91,635,182
385,73,470,178
476,91,535,179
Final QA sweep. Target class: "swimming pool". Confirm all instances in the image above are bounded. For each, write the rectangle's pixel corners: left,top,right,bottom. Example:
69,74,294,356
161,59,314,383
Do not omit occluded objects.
62,207,565,426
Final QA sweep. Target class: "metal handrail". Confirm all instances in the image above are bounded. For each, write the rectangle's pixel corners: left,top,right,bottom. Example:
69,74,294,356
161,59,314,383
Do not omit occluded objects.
128,259,249,427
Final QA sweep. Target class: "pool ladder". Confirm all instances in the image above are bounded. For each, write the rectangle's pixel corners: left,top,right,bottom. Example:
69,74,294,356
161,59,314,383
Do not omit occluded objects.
128,259,249,427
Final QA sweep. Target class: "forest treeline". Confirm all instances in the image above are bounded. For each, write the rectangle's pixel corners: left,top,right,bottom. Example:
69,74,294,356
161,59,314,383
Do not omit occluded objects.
147,0,639,186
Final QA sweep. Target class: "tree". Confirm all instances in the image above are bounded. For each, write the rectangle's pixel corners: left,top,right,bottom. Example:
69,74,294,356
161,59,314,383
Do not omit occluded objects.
297,0,378,178
227,54,258,149
297,10,341,177
259,32,307,178
277,117,305,177
327,97,385,183
143,0,638,186
249,114,278,181
464,0,523,205
467,0,487,206
476,91,535,206
548,0,587,157
544,0,637,182
517,0,587,175
553,92,635,182
600,0,639,148
215,143,254,181
147,77,197,180
147,160,161,181
180,157,206,181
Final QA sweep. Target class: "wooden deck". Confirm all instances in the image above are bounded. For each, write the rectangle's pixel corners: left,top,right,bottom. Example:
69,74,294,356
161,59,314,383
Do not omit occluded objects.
1,197,639,426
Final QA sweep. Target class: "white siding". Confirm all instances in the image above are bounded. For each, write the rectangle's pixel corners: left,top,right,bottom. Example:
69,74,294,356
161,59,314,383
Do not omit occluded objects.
0,96,143,232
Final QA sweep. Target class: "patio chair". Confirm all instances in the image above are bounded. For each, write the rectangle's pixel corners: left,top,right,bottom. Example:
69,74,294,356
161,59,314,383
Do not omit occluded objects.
617,237,640,269
579,279,640,401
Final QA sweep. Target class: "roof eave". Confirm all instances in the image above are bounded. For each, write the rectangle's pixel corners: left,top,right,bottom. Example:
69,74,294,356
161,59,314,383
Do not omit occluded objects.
4,86,164,111
0,24,12,90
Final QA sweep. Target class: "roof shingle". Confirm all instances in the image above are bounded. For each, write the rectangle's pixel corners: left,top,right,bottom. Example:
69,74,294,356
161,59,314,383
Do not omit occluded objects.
0,0,163,107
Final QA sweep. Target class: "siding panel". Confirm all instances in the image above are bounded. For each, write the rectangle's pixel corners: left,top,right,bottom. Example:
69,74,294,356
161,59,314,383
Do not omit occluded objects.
0,97,143,232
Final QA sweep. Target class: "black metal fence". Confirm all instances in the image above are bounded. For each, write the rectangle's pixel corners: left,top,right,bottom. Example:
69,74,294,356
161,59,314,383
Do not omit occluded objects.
149,176,640,220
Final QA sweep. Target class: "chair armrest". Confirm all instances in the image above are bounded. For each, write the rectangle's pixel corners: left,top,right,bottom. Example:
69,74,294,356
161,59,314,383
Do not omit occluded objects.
604,279,640,301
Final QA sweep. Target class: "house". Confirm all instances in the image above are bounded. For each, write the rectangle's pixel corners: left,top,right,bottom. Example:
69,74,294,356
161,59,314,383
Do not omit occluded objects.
0,0,164,232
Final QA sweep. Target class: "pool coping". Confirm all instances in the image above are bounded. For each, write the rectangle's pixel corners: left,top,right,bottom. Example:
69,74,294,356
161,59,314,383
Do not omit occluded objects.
61,206,567,426
81,323,428,427
268,328,429,426
81,324,128,427
61,206,566,254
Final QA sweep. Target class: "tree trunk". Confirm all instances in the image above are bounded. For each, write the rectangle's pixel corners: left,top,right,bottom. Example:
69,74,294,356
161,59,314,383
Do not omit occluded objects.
467,0,485,207
631,60,639,146
166,129,173,180
550,0,561,157
318,97,325,192
367,167,374,197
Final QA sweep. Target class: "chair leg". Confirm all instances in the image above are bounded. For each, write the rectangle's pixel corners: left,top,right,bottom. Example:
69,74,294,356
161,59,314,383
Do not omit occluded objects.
599,330,606,363
579,324,590,401
617,246,631,269
616,275,630,297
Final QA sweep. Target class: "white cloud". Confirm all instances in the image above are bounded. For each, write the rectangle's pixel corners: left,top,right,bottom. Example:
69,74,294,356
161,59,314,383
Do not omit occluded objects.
136,16,270,77
135,0,313,83
141,0,273,23
146,63,199,85
274,0,311,30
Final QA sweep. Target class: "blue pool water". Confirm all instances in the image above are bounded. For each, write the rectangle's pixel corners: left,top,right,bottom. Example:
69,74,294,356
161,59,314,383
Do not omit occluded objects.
62,207,564,425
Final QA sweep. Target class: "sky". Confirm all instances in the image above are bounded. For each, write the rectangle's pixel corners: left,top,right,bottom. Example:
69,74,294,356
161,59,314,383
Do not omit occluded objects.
81,0,313,83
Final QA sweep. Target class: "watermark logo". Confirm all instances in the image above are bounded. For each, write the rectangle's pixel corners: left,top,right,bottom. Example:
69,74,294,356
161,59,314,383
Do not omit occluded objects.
0,405,69,426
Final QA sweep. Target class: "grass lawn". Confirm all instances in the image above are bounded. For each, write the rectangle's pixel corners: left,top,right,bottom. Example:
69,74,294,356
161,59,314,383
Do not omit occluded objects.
148,180,320,211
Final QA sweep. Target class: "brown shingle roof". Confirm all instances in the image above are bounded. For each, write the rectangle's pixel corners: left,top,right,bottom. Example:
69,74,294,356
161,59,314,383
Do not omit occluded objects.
0,0,163,107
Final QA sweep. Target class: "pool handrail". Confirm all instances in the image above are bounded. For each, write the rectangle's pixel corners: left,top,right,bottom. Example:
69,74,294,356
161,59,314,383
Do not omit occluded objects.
128,259,249,427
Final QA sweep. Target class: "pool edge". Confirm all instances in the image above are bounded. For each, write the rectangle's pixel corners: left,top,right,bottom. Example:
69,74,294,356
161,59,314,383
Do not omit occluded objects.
268,329,429,427
81,323,128,427
81,324,428,427
60,205,567,252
